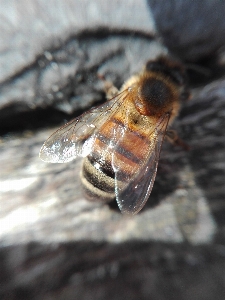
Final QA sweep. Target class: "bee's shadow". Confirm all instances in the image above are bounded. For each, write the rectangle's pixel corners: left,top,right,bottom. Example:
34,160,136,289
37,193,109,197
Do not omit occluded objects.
145,166,179,210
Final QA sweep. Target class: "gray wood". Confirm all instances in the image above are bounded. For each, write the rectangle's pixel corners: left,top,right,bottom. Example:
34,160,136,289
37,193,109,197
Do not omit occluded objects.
1,1,225,299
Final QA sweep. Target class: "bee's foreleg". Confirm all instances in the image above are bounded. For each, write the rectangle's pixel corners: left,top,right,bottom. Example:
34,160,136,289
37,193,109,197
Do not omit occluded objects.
97,73,119,100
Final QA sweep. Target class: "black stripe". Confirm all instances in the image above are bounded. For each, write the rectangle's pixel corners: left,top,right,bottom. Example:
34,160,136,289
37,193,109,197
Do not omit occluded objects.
97,133,141,164
82,184,115,202
88,155,115,179
88,153,131,182
82,158,115,193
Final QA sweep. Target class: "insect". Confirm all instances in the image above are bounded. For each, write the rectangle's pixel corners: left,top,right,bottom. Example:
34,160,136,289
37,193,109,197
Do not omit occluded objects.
39,56,189,215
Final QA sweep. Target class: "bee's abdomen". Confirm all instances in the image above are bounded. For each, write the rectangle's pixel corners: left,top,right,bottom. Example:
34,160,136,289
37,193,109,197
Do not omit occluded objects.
81,156,116,202
80,110,151,203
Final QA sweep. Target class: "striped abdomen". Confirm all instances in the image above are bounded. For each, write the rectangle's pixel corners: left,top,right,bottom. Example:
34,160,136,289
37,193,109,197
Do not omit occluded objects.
80,104,155,202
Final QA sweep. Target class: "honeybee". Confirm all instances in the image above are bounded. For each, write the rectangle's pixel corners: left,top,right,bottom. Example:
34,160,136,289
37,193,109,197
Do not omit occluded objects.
39,56,189,215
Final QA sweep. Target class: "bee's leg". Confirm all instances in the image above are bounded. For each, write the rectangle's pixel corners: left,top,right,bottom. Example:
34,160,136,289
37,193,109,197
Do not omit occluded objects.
166,130,190,151
97,74,119,100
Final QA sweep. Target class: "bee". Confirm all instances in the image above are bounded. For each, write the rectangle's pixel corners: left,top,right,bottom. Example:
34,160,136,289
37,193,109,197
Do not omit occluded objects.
39,56,189,215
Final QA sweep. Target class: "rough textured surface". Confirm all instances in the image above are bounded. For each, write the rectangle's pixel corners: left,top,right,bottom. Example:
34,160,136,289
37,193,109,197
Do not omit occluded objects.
1,0,225,299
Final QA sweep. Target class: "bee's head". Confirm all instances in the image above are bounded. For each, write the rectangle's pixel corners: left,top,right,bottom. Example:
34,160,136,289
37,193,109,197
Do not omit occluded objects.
145,56,187,86
145,56,190,101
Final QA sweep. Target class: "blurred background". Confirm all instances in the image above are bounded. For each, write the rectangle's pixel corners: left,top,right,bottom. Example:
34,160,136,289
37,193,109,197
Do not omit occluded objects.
1,0,225,299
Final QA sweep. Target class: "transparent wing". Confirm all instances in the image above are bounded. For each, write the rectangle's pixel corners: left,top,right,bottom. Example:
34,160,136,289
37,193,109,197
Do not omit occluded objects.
113,113,170,215
39,92,126,163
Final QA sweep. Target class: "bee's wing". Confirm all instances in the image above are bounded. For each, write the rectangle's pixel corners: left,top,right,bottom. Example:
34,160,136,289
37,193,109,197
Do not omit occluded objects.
39,94,124,163
113,113,170,215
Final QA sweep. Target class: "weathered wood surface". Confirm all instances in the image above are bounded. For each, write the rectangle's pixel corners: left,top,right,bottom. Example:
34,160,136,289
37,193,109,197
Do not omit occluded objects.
1,1,225,299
